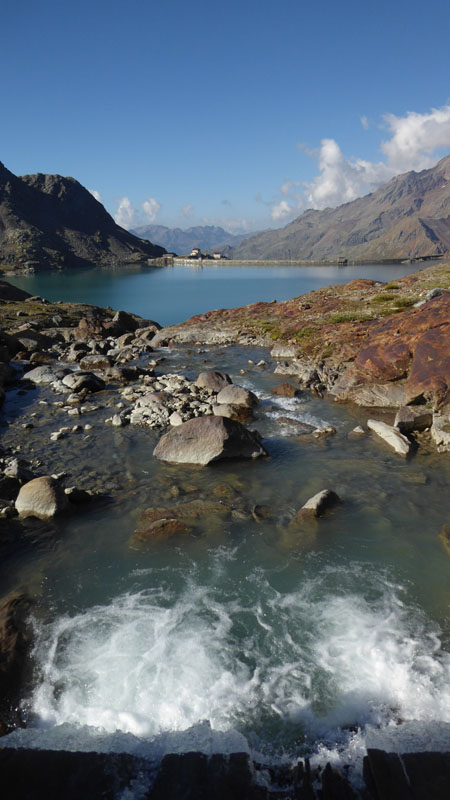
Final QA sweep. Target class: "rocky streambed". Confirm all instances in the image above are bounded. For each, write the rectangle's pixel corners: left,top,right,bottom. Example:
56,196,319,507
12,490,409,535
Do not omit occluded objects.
0,270,450,798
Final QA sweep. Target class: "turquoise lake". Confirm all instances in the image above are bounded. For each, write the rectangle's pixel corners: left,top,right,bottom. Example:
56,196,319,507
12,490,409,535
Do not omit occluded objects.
3,262,450,790
9,261,423,326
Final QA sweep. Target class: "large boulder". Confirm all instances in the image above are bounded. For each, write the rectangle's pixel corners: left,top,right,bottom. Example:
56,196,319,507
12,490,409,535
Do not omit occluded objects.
195,371,232,392
153,415,267,465
216,384,258,408
15,476,69,519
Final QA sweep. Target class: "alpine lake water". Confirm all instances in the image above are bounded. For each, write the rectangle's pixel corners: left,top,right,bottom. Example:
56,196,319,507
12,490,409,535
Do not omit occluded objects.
4,262,450,791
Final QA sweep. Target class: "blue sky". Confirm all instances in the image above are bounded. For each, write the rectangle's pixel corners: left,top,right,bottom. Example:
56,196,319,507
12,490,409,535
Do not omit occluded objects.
3,0,450,233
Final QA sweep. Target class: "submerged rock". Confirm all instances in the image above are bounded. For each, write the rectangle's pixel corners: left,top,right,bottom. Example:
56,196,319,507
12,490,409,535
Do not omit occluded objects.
153,416,267,465
0,593,33,730
15,476,69,519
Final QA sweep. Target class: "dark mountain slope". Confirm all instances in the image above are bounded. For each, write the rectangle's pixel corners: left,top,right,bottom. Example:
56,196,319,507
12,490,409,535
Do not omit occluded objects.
231,154,450,261
0,163,165,270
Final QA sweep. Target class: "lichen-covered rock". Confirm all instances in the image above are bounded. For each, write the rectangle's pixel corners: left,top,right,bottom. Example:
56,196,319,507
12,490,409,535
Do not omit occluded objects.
15,476,69,519
153,415,267,465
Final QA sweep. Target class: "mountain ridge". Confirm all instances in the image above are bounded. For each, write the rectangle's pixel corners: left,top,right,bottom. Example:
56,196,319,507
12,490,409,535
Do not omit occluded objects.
0,163,165,270
230,155,450,261
132,223,249,254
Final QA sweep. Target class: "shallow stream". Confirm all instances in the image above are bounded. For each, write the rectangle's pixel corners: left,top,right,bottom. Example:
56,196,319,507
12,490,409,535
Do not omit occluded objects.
2,343,450,788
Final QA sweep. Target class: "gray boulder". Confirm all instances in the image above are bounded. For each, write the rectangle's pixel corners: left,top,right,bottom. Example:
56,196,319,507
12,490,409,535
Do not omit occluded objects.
153,415,267,465
15,476,69,519
195,371,232,393
62,371,105,393
216,384,258,408
23,365,70,384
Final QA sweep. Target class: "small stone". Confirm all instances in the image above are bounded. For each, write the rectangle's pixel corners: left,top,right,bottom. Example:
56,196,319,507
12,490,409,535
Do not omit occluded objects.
50,431,64,441
84,424,93,431
348,425,366,437
312,425,336,438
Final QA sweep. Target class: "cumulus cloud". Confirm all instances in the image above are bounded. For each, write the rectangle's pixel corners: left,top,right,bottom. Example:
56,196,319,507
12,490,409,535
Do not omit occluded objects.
114,196,161,229
89,189,102,203
142,198,161,222
360,116,369,130
114,197,136,228
271,200,293,221
305,104,450,210
381,105,450,172
181,204,194,217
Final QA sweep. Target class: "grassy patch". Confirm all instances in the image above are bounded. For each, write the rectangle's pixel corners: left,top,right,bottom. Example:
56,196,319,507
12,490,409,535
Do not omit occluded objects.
328,311,374,323
370,292,398,304
392,296,419,308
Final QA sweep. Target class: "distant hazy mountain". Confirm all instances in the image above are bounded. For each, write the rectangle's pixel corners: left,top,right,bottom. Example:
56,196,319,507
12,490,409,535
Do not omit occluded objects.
132,224,249,254
0,162,165,270
230,155,450,261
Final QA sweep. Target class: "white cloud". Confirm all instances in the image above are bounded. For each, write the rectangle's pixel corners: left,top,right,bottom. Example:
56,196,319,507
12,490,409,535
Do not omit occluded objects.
305,104,450,210
114,196,137,228
360,115,369,130
381,105,450,173
271,200,293,221
142,197,161,222
89,189,102,203
114,196,161,229
181,204,194,217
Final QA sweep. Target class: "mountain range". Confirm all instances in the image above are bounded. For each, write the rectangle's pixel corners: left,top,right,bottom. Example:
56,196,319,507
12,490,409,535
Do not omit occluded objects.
229,154,450,261
132,224,249,254
0,163,165,271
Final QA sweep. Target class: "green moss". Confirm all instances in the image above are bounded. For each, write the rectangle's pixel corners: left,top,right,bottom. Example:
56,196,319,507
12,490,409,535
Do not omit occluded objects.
384,282,400,290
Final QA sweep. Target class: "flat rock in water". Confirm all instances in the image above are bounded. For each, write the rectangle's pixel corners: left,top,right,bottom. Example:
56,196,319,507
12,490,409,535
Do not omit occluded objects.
271,382,300,398
367,419,411,457
15,476,69,519
153,415,267,465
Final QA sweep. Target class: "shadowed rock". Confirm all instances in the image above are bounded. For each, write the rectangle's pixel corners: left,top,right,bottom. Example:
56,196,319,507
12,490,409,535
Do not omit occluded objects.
153,416,267,465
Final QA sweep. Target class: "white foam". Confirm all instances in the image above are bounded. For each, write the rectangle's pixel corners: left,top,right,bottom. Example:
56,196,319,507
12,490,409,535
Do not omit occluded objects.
6,566,450,774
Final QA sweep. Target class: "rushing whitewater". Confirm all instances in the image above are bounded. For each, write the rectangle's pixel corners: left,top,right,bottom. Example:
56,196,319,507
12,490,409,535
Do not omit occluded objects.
3,341,450,789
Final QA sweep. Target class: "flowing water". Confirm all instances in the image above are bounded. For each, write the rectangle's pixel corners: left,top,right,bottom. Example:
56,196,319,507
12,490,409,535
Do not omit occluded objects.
3,264,450,790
